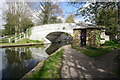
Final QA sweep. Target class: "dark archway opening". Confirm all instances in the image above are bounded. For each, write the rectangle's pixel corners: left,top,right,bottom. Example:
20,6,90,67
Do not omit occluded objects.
81,29,86,46
46,32,73,44
45,32,73,54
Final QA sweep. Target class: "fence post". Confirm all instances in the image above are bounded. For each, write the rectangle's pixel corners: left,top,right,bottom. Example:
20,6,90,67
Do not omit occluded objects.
20,34,21,40
8,38,11,43
15,37,17,42
24,34,26,38
26,34,28,38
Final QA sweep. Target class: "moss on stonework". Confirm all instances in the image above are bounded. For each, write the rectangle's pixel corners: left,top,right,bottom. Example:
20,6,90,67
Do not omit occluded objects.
73,30,81,47
73,29,101,48
86,29,101,47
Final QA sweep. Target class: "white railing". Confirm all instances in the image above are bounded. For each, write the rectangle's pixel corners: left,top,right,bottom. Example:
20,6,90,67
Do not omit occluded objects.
7,33,28,43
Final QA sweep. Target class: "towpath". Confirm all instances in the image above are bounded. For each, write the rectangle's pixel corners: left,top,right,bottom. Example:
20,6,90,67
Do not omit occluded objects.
61,45,119,79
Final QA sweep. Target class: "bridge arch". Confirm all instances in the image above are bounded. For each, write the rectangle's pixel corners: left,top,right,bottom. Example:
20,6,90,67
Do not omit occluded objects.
45,31,73,43
29,23,79,44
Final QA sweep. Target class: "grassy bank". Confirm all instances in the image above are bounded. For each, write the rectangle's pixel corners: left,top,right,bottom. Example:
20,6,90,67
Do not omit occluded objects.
0,38,44,46
72,44,120,59
30,49,64,79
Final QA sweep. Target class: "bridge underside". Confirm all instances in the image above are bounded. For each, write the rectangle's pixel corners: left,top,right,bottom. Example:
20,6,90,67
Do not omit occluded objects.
46,32,73,44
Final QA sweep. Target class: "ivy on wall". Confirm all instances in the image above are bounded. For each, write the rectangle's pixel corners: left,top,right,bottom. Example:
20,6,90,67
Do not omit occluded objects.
96,33,100,42
95,31,101,47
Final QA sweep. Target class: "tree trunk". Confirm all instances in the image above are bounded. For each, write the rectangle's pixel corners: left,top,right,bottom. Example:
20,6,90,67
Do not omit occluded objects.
118,1,120,43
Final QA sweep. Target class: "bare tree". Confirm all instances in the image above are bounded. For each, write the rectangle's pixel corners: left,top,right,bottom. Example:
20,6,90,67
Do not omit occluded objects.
29,2,63,25
3,2,33,36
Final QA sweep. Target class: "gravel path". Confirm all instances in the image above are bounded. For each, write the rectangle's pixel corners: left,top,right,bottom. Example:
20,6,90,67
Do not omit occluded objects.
61,45,119,79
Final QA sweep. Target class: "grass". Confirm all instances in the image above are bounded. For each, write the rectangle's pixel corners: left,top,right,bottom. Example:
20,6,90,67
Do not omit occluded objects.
72,44,120,59
30,49,64,79
16,38,43,44
72,44,120,79
0,38,44,46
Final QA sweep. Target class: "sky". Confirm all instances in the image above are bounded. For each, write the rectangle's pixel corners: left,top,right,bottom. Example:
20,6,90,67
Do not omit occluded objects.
0,1,90,29
59,2,85,22
0,0,6,29
29,2,87,23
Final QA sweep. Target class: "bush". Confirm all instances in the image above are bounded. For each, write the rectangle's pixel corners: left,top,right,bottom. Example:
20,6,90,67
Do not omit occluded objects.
104,40,118,46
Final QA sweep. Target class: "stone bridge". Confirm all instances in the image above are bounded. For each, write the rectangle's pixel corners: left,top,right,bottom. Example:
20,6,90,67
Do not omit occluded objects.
29,23,82,44
28,23,109,44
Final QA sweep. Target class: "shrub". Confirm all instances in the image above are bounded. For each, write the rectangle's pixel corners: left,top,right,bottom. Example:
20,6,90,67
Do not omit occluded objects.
104,40,118,46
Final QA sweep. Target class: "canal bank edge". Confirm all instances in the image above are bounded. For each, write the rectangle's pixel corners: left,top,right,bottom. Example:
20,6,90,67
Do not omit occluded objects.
0,43,45,48
21,45,65,79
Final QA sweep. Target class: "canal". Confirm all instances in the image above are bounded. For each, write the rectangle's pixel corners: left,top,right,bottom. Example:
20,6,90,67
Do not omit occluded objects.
0,43,68,79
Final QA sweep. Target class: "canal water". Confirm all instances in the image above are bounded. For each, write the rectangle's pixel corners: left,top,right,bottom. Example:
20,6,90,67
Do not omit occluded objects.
0,43,68,79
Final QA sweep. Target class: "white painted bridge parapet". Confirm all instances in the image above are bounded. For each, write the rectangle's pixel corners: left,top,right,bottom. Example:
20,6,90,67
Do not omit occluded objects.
29,23,80,44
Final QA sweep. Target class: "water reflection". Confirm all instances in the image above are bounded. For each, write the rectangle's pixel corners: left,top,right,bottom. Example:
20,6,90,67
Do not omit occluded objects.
1,43,68,79
5,48,32,65
29,45,50,61
46,42,68,55
1,45,50,79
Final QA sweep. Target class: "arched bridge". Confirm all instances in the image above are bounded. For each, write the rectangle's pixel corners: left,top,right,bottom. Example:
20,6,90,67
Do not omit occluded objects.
29,23,82,44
